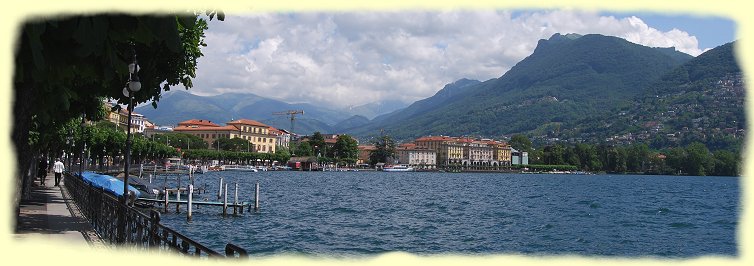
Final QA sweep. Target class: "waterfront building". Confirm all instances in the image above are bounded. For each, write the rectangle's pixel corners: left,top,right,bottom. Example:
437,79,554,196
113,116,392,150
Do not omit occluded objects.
105,105,121,127
357,145,376,165
415,136,462,166
172,119,234,149
396,143,437,169
511,148,529,165
414,135,514,167
487,140,512,166
457,138,494,166
438,140,465,166
132,113,145,133
227,119,277,153
172,118,277,153
269,127,291,149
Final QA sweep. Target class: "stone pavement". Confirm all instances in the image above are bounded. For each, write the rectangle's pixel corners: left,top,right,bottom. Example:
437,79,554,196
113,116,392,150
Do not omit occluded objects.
14,171,106,248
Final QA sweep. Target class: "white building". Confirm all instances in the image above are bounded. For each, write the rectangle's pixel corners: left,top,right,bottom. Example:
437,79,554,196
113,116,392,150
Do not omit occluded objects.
132,113,145,133
270,127,291,149
397,144,437,169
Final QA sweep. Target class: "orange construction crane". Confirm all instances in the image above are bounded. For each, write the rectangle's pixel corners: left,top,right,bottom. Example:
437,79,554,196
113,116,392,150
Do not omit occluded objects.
272,110,304,135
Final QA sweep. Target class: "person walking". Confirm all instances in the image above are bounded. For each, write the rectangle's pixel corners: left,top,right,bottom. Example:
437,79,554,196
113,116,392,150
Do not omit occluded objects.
37,157,48,186
53,158,65,186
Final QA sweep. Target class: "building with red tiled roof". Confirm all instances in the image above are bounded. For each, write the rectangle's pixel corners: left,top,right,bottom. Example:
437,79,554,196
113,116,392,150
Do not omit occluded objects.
412,135,512,166
177,119,221,128
268,127,291,149
227,119,271,128
357,145,376,165
173,118,277,153
396,143,436,169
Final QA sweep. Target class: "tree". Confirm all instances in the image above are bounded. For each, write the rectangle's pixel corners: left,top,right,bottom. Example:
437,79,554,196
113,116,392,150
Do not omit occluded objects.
274,146,291,164
665,147,687,174
294,141,313,157
712,150,738,176
309,132,326,157
626,144,650,173
542,144,565,165
212,137,250,152
685,142,713,176
369,135,396,165
333,134,359,164
509,134,532,152
13,14,218,203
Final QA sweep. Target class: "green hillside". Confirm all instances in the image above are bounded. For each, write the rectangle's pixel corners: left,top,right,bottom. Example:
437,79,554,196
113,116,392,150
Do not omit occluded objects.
357,34,693,140
568,42,743,152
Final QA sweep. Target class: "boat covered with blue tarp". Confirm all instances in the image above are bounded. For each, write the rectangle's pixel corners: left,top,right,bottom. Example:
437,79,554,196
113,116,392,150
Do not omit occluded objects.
80,171,141,198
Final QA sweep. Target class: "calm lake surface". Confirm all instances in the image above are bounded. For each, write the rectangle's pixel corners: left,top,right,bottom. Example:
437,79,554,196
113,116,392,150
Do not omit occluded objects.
152,171,739,257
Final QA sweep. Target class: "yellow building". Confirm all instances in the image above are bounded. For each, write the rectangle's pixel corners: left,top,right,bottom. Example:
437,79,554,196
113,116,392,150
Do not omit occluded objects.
415,136,464,166
173,119,277,153
227,119,277,154
495,142,512,166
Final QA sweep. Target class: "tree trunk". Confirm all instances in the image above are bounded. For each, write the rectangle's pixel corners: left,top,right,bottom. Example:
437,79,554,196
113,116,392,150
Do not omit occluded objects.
12,84,34,218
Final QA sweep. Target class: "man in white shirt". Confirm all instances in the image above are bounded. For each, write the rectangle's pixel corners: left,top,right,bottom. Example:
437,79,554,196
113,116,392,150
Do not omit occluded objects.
53,158,64,186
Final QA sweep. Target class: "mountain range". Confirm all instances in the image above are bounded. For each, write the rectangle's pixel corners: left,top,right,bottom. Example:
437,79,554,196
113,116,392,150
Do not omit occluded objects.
136,33,743,151
134,90,408,134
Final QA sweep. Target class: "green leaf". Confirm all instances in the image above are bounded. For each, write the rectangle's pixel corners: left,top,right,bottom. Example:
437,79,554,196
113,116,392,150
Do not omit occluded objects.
27,23,46,70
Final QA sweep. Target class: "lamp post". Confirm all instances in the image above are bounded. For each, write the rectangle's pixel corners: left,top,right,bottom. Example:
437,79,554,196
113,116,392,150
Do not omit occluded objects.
66,131,73,171
117,47,142,244
79,114,86,176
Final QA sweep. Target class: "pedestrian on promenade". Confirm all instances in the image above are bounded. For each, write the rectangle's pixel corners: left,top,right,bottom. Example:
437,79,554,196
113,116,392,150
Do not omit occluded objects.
53,158,65,186
38,157,48,186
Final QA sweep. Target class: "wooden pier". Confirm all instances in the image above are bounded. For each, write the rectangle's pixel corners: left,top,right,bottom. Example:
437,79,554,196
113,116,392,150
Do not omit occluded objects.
136,198,253,213
135,181,261,221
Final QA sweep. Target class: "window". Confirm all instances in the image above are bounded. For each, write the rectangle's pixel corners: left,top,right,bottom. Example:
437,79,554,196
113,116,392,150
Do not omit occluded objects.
212,134,216,138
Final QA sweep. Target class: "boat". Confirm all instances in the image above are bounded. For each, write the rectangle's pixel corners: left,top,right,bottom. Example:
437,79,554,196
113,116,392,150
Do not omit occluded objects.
221,165,258,172
382,165,414,172
198,165,209,174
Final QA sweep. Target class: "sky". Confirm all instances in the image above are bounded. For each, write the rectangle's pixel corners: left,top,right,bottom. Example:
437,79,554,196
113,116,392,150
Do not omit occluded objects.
188,9,736,110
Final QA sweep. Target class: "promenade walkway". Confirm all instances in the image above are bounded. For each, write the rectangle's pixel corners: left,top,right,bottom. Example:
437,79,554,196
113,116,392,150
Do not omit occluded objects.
14,171,106,248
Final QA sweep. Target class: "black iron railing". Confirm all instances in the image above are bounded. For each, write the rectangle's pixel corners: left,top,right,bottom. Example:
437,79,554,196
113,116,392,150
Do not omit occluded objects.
64,173,248,258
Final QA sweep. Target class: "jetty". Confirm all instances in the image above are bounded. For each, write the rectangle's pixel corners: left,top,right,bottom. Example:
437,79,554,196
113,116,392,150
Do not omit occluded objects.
136,180,261,221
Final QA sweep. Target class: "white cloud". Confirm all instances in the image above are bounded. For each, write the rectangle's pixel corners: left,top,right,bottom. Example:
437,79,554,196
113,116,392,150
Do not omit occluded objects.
190,10,710,109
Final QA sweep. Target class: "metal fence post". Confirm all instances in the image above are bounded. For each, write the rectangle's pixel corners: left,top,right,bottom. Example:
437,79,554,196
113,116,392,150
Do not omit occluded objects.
150,210,161,247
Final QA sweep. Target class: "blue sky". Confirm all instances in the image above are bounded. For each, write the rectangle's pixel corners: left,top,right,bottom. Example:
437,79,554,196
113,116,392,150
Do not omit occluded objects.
605,12,737,49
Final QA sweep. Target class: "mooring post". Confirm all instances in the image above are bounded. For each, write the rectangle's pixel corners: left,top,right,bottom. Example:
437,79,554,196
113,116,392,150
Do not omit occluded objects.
223,183,228,217
233,183,239,215
217,177,223,200
190,167,194,186
176,187,181,213
187,184,193,222
164,187,169,213
254,181,260,212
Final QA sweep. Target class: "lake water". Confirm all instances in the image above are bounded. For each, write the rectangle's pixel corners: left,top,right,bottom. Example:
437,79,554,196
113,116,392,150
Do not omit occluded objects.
151,171,739,257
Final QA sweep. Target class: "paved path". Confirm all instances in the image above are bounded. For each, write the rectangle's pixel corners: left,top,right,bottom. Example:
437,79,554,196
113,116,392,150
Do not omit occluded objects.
14,171,106,248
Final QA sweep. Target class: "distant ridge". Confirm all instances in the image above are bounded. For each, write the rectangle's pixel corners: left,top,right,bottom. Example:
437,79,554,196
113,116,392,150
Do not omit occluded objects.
349,33,694,140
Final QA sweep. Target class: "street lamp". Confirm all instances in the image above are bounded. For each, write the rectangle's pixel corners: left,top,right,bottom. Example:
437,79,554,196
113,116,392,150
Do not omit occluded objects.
66,130,73,171
79,114,86,176
118,47,141,243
